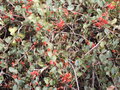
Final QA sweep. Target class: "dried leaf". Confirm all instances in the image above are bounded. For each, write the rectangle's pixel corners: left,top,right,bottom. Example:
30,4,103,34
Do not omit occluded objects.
107,85,115,90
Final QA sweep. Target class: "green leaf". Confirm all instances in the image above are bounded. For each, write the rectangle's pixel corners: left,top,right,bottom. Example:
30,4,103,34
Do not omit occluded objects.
77,72,82,77
67,5,74,10
44,77,50,84
60,0,65,3
37,61,45,67
50,67,56,73
104,28,110,35
9,67,18,74
106,51,112,58
35,87,41,90
0,43,5,51
17,33,25,39
53,88,57,90
75,60,80,66
42,87,48,90
66,0,72,5
51,55,57,61
96,9,102,16
99,54,106,61
8,27,18,36
5,37,12,43
48,51,52,58
100,41,106,48
13,84,18,90
0,6,5,11
97,0,104,7
46,0,52,6
48,43,53,49
15,6,21,11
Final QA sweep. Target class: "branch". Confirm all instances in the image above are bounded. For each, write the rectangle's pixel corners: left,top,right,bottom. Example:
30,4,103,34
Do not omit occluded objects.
82,36,105,59
14,45,34,66
68,60,80,90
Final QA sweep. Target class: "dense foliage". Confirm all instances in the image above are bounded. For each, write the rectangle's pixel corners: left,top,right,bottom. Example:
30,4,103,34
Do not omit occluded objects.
0,0,120,90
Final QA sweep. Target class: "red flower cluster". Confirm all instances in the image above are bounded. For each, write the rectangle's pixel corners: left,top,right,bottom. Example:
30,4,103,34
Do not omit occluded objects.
27,0,33,1
60,73,72,83
56,19,65,29
30,71,39,76
12,74,18,79
94,17,108,28
102,12,108,16
107,3,115,10
49,60,56,66
36,23,43,31
63,9,69,16
22,1,33,14
42,41,47,46
22,4,31,10
86,41,96,48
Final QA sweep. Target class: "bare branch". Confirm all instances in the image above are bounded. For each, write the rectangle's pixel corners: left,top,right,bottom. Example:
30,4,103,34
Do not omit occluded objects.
68,60,80,90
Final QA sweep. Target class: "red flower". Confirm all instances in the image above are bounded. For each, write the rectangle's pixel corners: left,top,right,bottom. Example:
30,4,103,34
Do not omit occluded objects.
63,9,69,16
20,1,23,3
94,22,102,27
57,86,64,90
11,18,15,21
47,48,51,51
114,0,120,1
30,71,39,76
53,49,58,55
49,60,56,66
15,38,22,42
36,27,41,31
73,11,78,15
86,41,90,45
86,65,90,68
35,82,38,85
112,50,117,53
107,3,115,10
42,41,47,46
56,19,65,29
69,84,72,88
26,11,32,14
92,43,96,48
12,74,18,79
102,12,108,16
2,16,9,19
20,61,25,65
37,23,43,28
22,5,31,10
47,29,51,32
33,41,38,45
98,17,108,24
94,17,108,28
12,62,15,67
0,61,2,64
27,0,33,2
60,73,72,83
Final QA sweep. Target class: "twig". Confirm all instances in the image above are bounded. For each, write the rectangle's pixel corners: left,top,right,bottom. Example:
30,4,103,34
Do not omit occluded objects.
68,60,80,90
82,36,105,59
33,66,49,74
7,1,15,8
66,84,76,90
95,72,101,89
17,25,23,33
14,45,34,66
92,67,95,89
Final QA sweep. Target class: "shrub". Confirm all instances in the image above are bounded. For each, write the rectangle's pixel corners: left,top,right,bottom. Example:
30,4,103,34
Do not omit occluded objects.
0,0,120,90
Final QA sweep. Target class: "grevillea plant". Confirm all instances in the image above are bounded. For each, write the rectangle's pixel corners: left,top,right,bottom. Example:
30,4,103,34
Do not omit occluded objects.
0,0,120,90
